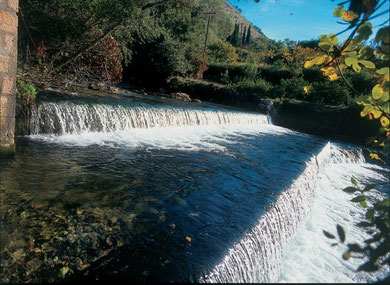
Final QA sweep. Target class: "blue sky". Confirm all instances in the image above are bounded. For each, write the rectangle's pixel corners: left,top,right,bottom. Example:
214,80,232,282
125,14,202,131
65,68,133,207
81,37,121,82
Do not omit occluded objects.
227,0,390,42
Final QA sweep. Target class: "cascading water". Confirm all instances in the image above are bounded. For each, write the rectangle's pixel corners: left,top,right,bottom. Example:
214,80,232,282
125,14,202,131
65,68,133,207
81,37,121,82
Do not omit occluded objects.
1,95,388,283
201,144,389,283
31,101,269,135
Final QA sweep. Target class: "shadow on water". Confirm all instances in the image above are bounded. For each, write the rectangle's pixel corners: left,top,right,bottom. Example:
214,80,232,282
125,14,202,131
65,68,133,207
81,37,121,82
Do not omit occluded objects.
0,126,327,282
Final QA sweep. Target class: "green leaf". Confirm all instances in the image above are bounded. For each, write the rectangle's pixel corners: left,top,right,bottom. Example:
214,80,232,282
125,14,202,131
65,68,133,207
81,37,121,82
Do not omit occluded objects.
377,67,389,75
374,198,390,210
348,243,364,252
352,62,362,72
345,57,357,67
365,208,375,221
376,26,390,43
351,177,358,186
356,22,373,41
359,60,375,69
363,184,376,192
372,84,384,100
351,196,366,203
333,4,344,17
329,33,338,45
356,221,372,228
358,261,379,272
337,224,345,243
343,186,358,193
318,42,332,52
360,200,367,208
323,230,336,239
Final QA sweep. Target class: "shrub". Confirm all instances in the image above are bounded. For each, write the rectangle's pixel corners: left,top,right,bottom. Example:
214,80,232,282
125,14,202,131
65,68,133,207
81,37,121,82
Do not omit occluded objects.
344,69,376,97
258,66,299,84
207,40,238,64
234,79,272,99
308,81,352,105
17,80,37,103
123,26,188,88
272,77,309,100
203,63,260,84
302,67,325,82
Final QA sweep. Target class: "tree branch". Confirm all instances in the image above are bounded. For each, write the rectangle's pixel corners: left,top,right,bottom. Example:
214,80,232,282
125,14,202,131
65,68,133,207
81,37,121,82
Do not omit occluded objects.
335,57,361,96
52,24,122,73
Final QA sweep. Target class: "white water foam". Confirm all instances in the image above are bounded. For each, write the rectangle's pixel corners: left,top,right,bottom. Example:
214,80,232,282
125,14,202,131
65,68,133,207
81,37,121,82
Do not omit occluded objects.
201,143,389,283
31,101,269,135
279,145,389,283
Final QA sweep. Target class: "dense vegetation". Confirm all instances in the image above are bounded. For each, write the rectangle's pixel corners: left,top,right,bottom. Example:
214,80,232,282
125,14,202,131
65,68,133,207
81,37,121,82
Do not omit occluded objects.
18,0,370,108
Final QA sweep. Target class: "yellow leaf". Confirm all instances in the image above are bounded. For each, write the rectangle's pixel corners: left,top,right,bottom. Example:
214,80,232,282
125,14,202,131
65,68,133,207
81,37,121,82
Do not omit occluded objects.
380,116,390,127
369,153,385,163
60,267,70,278
304,60,314,69
372,84,384,100
321,66,336,76
328,73,338,81
303,86,310,94
185,236,192,242
360,106,382,119
369,109,382,119
341,10,359,22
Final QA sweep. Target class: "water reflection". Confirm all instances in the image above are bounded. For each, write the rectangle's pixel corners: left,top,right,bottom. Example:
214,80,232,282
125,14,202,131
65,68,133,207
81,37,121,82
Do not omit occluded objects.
0,125,327,282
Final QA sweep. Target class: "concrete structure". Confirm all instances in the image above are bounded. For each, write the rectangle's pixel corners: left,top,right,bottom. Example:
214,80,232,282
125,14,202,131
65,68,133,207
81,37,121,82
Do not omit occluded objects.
0,0,18,152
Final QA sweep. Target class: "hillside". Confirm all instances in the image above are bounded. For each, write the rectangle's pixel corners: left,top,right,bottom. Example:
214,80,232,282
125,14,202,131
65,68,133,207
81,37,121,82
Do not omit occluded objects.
220,0,271,43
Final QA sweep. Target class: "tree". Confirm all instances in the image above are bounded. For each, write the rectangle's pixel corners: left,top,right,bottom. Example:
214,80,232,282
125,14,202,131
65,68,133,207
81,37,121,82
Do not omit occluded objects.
246,25,252,45
230,23,240,46
300,0,389,274
207,40,238,64
242,26,247,47
249,0,389,274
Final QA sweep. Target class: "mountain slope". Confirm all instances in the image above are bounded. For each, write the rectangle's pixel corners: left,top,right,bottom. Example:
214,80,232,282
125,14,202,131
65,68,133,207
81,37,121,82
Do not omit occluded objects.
220,0,271,42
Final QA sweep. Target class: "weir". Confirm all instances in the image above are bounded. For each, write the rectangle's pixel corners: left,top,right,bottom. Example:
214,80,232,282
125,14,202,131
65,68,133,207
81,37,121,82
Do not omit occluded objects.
30,101,270,135
201,143,367,283
2,96,388,283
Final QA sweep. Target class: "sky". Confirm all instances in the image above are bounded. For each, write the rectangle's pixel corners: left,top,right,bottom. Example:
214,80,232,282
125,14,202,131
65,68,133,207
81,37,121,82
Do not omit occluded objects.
226,0,390,42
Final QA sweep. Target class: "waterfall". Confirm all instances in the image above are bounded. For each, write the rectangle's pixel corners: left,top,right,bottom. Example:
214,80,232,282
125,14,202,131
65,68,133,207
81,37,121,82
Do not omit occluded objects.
30,101,270,135
200,143,367,283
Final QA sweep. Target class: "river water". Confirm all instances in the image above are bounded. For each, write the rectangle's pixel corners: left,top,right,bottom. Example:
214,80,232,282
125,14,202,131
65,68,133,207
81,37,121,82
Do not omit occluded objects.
0,91,388,282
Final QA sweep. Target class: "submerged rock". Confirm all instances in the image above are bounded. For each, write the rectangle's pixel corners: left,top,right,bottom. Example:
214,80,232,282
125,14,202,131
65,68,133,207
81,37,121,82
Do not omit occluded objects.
167,92,191,102
257,98,273,114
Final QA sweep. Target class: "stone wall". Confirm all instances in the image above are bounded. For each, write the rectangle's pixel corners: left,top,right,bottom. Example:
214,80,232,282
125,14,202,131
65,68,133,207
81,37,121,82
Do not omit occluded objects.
0,0,18,151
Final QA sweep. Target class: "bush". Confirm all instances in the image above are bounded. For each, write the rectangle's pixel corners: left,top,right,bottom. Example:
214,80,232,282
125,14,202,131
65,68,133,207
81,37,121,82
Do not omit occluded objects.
207,40,238,64
17,80,37,103
308,81,352,105
302,67,325,82
234,79,272,99
166,77,270,110
272,77,309,100
203,63,260,84
122,26,188,88
258,66,299,84
344,69,376,96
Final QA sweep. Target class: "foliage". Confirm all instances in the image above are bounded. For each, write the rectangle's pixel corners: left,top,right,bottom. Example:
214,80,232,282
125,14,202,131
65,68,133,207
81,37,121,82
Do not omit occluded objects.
303,4,389,154
234,78,272,99
16,80,37,103
122,22,189,87
282,45,317,68
297,0,390,274
203,63,259,84
272,78,309,100
207,40,238,64
324,177,389,272
307,81,352,105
